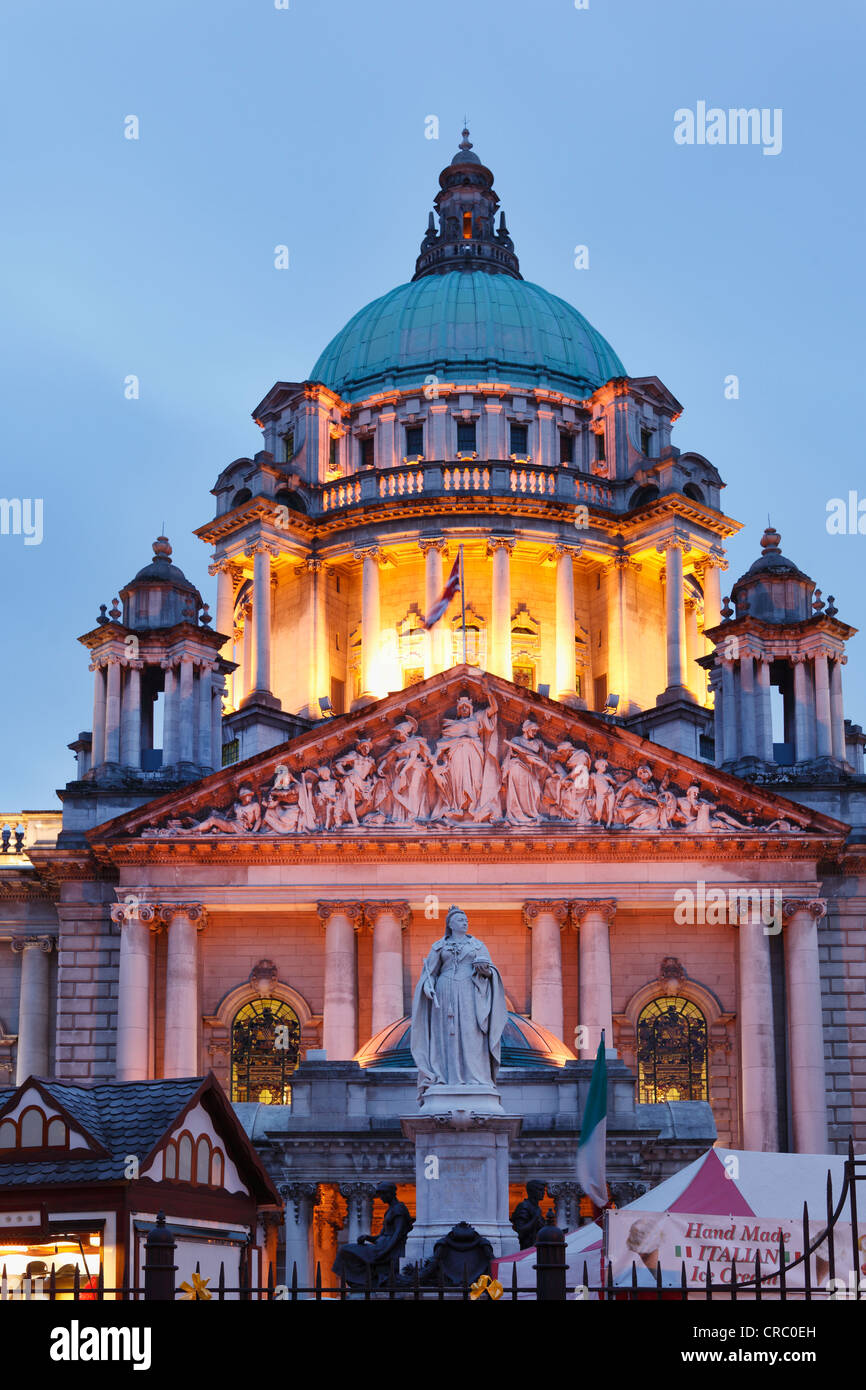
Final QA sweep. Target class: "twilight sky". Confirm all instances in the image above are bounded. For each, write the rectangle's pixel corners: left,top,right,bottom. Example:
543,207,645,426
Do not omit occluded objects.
1,0,863,807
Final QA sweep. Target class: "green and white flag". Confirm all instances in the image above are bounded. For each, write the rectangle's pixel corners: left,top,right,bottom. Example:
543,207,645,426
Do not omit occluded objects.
577,1031,608,1208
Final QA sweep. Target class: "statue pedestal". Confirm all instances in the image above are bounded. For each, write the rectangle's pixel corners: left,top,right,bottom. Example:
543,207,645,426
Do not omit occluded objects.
401,1103,521,1264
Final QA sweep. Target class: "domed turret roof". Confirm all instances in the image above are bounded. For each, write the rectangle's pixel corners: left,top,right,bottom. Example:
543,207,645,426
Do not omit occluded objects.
730,526,817,625
309,130,625,402
354,1011,576,1070
120,537,203,630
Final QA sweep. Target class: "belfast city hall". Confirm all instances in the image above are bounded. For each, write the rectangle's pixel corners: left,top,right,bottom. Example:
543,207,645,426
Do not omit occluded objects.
1,129,864,1292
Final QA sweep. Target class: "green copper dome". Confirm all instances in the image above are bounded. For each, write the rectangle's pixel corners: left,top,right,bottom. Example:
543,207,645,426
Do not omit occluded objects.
310,271,626,403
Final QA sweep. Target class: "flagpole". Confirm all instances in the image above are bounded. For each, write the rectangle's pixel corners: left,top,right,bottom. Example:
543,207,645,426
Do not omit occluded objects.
459,544,467,664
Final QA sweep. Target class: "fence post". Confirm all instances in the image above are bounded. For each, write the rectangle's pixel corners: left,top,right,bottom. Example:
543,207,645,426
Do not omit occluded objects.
535,1212,567,1301
143,1211,177,1301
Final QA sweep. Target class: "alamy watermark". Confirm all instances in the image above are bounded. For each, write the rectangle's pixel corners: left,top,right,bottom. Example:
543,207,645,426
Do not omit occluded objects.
0,498,43,546
674,882,783,934
674,103,782,157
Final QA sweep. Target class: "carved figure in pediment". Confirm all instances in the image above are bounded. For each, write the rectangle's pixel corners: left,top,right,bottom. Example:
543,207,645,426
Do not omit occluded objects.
259,765,315,833
197,784,262,834
307,764,338,829
559,746,593,824
429,692,502,823
676,782,745,832
590,757,617,827
375,717,436,823
613,764,665,829
502,719,551,823
334,739,377,827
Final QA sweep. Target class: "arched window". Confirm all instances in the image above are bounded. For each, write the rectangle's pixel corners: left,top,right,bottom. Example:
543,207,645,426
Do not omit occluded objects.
0,1119,16,1148
232,488,252,508
637,996,708,1103
628,485,660,509
195,1137,211,1185
20,1107,45,1146
683,482,705,504
178,1133,193,1180
397,607,426,687
231,998,300,1105
46,1118,66,1146
212,1149,224,1187
451,606,486,667
164,1141,177,1180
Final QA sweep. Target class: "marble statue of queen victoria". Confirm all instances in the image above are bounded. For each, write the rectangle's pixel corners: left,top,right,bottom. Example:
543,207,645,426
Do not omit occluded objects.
410,906,507,1093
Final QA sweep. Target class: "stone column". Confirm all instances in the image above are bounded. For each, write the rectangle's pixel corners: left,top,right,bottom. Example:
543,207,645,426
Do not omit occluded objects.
178,656,195,764
739,654,758,757
281,1183,320,1290
340,1182,376,1245
700,556,724,635
488,537,513,680
756,657,774,761
555,546,579,703
720,657,738,764
367,902,410,1035
793,656,814,761
110,902,156,1082
246,542,277,700
657,538,690,698
160,904,206,1078
830,657,846,760
241,604,253,699
162,661,179,766
90,661,107,767
814,653,833,757
211,675,223,769
11,936,54,1083
783,899,828,1153
317,903,362,1060
523,901,568,1042
573,900,616,1058
548,1181,580,1232
104,657,122,763
607,553,632,709
420,537,447,676
357,548,382,701
197,661,213,768
301,557,329,719
208,558,236,660
737,918,779,1151
120,663,142,769
684,595,701,699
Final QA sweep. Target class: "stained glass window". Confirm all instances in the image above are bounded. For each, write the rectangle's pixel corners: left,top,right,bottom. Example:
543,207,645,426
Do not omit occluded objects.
231,998,300,1105
637,996,708,1103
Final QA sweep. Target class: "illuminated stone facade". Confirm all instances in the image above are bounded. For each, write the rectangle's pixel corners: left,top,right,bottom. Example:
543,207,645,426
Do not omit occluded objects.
2,131,866,1283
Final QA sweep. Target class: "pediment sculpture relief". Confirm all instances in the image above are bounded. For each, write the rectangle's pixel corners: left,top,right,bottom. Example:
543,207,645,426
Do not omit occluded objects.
140,691,806,838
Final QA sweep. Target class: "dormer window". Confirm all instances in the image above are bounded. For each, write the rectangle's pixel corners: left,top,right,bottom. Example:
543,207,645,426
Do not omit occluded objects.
509,423,528,456
405,425,424,458
0,1107,69,1151
462,211,472,240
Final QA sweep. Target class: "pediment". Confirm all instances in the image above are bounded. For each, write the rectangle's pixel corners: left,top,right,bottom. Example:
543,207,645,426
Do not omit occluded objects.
87,668,846,854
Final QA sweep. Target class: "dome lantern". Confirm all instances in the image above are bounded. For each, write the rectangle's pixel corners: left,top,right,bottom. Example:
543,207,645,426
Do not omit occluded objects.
413,127,522,281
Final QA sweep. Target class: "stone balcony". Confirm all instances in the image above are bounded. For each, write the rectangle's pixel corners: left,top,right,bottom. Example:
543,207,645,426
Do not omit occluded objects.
318,459,615,515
